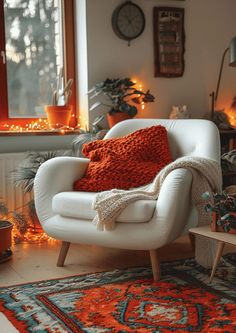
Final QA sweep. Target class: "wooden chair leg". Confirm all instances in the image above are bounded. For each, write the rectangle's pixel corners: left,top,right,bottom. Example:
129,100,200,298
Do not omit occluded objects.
57,241,71,267
149,249,161,281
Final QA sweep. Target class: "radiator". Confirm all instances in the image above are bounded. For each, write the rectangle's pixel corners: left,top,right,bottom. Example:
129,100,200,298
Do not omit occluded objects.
0,153,32,213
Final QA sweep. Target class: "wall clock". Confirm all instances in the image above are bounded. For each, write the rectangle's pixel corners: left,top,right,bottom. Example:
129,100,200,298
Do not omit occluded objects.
112,1,145,45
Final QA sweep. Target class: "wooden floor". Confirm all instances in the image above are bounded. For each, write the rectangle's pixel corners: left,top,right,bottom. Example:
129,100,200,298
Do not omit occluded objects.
1,235,236,287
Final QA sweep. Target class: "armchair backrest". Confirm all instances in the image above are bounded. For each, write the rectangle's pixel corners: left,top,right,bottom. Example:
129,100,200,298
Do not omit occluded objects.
104,119,221,162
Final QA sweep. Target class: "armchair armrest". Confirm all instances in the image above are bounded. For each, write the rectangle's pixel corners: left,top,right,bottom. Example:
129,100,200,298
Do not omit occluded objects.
34,156,89,225
149,168,193,247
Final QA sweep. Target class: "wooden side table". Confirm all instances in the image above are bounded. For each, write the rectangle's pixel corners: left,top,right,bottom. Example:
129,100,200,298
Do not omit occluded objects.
189,225,236,282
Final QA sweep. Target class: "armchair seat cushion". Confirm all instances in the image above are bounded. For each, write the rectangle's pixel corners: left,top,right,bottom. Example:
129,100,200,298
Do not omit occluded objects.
52,191,156,223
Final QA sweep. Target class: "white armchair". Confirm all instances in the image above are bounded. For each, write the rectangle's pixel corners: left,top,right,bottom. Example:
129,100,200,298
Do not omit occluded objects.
34,119,221,280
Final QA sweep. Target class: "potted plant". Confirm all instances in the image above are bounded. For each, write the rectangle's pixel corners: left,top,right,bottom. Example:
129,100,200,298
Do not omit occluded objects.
88,78,155,128
0,197,41,249
45,68,73,129
11,151,70,238
0,215,13,263
203,191,236,233
0,200,30,262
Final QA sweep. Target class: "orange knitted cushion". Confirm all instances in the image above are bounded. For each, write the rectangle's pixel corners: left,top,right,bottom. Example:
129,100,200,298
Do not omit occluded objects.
73,125,173,192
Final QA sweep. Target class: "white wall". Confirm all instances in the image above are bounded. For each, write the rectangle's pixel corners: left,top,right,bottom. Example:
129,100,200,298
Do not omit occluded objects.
77,0,236,127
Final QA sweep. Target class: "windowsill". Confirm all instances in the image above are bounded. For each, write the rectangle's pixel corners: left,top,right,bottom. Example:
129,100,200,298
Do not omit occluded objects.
0,129,82,153
0,129,81,137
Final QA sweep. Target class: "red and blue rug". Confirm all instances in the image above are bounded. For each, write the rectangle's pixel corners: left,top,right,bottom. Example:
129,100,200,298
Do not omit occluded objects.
1,254,236,332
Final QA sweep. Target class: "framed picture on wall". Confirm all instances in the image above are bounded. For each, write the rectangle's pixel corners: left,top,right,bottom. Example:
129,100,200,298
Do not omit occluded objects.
153,7,185,77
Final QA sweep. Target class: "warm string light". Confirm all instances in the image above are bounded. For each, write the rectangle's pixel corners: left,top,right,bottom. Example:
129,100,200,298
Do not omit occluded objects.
223,109,236,128
132,79,146,111
13,226,57,244
5,214,55,244
0,118,81,133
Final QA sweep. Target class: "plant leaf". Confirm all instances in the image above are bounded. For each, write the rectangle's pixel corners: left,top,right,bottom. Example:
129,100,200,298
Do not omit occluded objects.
89,101,102,111
127,106,137,117
0,202,8,217
89,91,101,99
221,213,231,220
202,191,211,200
88,87,96,94
204,203,212,212
216,219,222,226
93,115,104,126
223,225,230,232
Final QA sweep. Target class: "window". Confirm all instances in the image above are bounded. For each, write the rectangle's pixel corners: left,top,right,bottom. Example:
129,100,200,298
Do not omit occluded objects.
0,0,76,129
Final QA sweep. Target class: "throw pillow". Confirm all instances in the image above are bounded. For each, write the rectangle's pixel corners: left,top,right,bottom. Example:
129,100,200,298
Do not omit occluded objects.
73,125,173,192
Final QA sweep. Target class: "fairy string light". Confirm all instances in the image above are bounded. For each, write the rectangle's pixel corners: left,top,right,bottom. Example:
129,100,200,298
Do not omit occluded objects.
0,115,81,133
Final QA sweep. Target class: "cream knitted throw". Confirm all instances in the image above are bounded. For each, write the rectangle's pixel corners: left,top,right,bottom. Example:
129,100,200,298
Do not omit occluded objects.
92,156,222,267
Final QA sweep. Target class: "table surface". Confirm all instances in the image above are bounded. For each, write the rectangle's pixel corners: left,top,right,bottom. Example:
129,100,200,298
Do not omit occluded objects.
189,225,236,246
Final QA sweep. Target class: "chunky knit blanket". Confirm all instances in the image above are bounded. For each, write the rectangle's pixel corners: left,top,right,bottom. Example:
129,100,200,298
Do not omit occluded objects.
92,156,222,267
74,125,172,192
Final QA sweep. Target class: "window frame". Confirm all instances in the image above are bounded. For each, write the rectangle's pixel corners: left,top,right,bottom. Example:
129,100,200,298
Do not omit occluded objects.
0,0,76,129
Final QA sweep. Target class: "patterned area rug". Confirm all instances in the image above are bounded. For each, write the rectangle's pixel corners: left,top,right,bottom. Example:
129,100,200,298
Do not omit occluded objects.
1,254,236,333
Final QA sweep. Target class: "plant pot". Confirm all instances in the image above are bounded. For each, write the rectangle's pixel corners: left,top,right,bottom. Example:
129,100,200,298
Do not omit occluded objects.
106,112,132,128
0,221,13,263
45,105,72,129
211,211,236,234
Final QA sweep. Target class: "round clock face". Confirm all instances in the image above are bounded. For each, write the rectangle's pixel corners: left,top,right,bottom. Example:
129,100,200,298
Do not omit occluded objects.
112,1,145,42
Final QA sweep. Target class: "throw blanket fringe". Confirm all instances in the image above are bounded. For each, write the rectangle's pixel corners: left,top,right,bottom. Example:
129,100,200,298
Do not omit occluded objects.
92,156,222,267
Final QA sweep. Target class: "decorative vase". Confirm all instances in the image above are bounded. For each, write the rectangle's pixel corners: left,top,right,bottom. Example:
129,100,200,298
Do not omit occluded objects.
106,111,132,128
45,105,72,129
0,221,13,263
